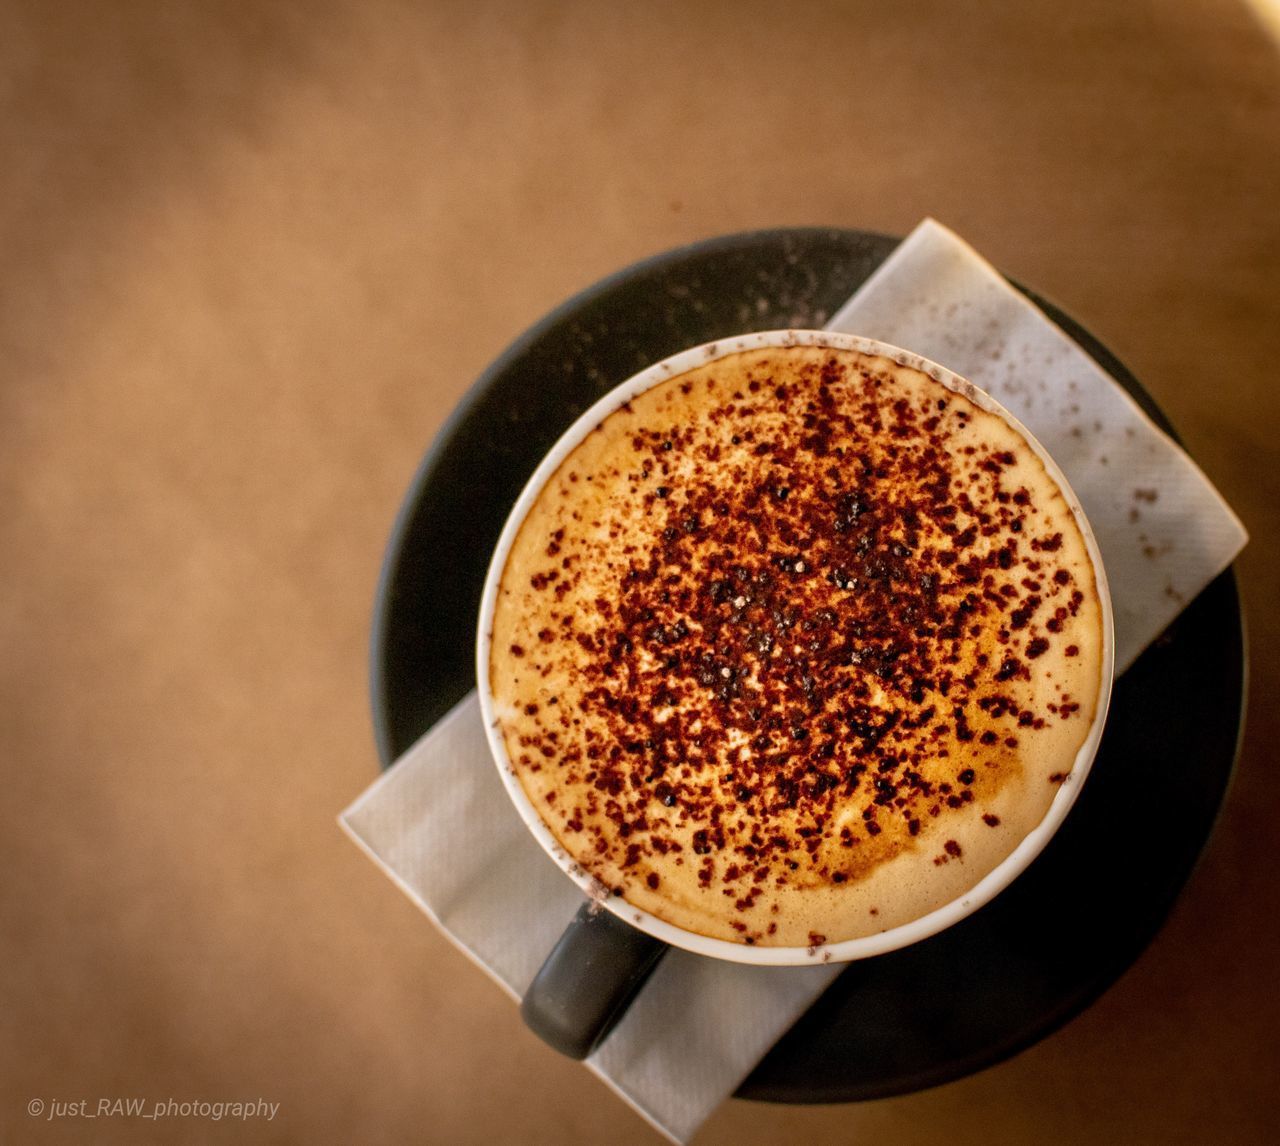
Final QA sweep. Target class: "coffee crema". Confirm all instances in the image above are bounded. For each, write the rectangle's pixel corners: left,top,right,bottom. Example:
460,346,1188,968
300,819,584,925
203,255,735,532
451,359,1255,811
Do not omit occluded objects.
489,344,1104,947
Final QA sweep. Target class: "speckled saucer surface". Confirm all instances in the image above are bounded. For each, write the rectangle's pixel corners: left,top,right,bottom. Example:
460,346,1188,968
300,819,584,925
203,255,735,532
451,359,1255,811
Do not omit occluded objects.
371,229,1244,1103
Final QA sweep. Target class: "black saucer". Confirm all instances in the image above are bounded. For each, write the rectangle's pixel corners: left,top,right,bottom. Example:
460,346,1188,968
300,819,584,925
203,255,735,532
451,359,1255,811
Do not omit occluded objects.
370,229,1245,1104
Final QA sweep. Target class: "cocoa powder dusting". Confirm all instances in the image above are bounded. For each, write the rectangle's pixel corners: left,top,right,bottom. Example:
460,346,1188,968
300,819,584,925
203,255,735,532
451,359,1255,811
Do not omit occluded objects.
493,347,1098,945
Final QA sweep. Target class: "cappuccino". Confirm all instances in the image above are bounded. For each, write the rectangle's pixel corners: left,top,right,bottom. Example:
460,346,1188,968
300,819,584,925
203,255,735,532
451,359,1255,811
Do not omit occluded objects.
488,342,1104,947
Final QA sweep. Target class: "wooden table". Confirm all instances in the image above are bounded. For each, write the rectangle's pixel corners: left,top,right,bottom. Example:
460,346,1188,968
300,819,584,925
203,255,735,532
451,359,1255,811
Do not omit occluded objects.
3,2,1277,1142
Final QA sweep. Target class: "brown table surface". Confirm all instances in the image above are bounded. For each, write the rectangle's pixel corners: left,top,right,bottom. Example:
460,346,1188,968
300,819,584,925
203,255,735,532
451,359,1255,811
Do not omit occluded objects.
3,2,1278,1142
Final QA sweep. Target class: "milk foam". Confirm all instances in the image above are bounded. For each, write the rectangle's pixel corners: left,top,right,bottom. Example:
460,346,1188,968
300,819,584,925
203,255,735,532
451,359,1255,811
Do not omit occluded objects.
490,346,1103,945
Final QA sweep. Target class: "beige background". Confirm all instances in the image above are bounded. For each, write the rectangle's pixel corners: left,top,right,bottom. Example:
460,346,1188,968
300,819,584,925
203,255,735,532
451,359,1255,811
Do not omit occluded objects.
2,1,1278,1142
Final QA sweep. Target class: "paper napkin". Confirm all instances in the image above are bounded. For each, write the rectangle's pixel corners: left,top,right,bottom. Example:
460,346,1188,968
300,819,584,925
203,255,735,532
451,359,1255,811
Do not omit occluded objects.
827,219,1247,672
341,219,1247,1144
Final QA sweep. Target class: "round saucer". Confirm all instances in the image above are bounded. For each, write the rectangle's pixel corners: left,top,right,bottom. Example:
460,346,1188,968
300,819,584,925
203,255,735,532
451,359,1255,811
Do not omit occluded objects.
370,229,1244,1103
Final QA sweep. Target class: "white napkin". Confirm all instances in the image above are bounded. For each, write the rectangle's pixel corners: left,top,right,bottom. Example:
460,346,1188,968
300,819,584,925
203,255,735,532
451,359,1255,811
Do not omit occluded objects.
340,219,1247,1144
827,219,1247,672
342,692,840,1144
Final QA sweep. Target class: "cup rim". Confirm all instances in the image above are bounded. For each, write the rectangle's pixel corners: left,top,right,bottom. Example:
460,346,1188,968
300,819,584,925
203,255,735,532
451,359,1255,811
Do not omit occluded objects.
476,328,1115,966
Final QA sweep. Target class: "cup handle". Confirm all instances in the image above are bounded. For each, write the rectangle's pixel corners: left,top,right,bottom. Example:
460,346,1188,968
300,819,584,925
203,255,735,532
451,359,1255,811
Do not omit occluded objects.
520,901,668,1059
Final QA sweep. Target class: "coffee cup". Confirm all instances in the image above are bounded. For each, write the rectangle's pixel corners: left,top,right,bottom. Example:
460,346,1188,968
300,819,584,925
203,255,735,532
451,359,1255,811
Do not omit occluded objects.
476,330,1113,1058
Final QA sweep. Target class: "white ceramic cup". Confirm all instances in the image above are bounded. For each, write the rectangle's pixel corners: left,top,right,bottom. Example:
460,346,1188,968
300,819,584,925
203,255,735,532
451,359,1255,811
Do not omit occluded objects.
476,330,1113,1053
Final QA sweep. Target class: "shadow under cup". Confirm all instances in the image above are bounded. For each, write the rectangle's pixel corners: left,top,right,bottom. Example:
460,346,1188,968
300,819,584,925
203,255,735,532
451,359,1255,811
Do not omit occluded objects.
476,330,1115,1060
